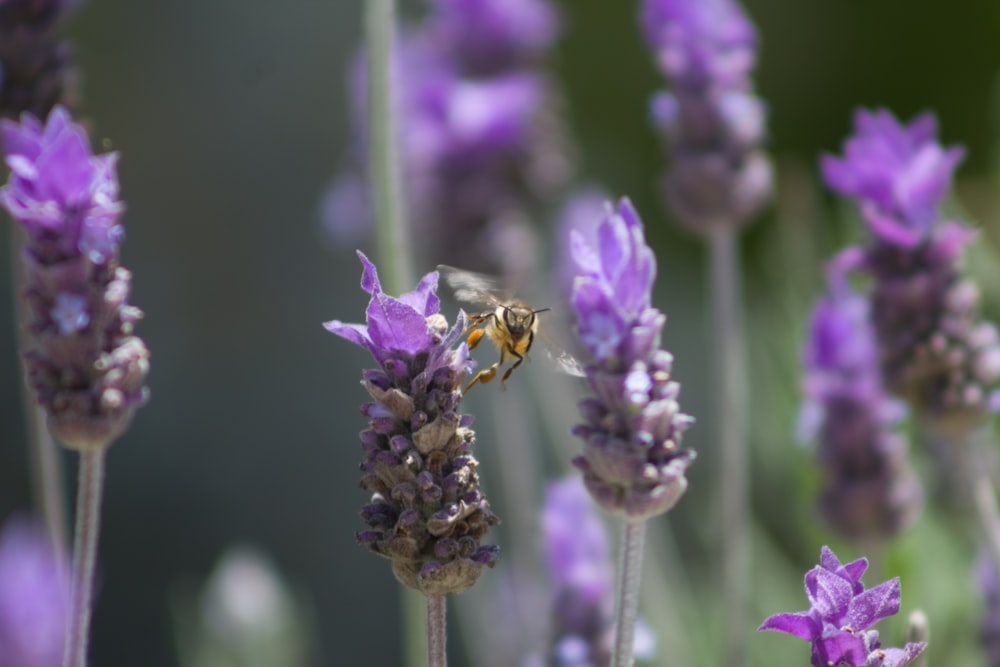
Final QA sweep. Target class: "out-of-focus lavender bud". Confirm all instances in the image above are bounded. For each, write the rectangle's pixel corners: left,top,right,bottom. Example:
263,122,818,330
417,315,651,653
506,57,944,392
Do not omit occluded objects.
799,276,922,541
325,252,499,595
1,107,149,450
0,0,81,120
642,0,772,234
569,198,696,521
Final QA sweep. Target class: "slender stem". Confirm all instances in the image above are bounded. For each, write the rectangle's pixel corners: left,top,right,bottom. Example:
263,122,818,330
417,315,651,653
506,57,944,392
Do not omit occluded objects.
709,227,749,667
64,448,107,667
404,590,428,667
611,520,647,667
366,0,413,294
8,223,70,577
960,434,1000,579
426,595,448,667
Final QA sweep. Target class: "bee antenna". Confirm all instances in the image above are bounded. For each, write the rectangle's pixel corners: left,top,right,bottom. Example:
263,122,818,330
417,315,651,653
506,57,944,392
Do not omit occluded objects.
533,307,551,315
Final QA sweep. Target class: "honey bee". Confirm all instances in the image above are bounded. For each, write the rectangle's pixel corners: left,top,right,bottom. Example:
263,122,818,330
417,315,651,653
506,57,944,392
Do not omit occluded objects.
438,266,584,393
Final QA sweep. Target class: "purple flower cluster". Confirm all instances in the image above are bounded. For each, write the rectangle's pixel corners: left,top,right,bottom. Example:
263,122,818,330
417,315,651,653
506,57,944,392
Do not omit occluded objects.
822,108,1000,435
0,0,81,120
569,198,695,520
324,0,568,274
1,107,149,449
799,277,922,541
759,546,925,667
641,0,772,233
324,252,499,595
0,515,69,667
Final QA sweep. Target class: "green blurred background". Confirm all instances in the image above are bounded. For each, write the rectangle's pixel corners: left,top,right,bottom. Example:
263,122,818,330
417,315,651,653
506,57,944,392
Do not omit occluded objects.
3,0,1000,665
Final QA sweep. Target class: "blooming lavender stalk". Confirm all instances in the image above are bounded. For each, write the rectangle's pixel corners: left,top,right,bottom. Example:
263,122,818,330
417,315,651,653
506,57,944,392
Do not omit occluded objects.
570,198,694,667
0,514,69,667
821,108,1000,436
1,106,150,667
759,546,926,667
799,276,922,542
0,0,80,121
324,252,499,662
642,4,770,663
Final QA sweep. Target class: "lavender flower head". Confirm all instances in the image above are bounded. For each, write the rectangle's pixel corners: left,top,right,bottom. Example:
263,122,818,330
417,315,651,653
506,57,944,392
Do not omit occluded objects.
1,107,149,449
0,0,81,120
799,275,921,541
569,198,695,521
759,546,926,667
324,252,499,595
0,515,69,667
642,0,772,233
822,108,1000,435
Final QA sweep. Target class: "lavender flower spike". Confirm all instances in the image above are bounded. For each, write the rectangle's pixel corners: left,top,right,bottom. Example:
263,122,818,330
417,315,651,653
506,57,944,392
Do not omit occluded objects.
0,514,69,667
1,106,149,449
642,0,772,233
570,198,695,520
822,108,1000,433
324,252,500,595
759,546,926,667
799,275,922,541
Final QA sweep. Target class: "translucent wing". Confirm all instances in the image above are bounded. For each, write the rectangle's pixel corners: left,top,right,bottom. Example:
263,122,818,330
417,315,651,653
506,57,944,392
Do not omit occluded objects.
536,324,586,377
437,265,508,307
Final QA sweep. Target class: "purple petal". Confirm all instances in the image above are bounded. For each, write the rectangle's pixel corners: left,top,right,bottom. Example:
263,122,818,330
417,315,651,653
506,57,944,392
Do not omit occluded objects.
848,578,900,630
807,568,854,622
758,611,820,640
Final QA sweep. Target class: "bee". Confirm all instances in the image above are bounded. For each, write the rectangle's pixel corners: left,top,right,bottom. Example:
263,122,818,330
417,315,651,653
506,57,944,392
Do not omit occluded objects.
438,266,584,393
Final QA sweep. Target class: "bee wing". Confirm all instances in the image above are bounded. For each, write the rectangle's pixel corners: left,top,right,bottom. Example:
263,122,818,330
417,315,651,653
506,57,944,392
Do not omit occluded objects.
437,265,509,307
534,315,586,377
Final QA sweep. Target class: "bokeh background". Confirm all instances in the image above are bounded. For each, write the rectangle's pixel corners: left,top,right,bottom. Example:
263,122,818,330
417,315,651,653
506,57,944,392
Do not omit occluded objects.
3,0,1000,665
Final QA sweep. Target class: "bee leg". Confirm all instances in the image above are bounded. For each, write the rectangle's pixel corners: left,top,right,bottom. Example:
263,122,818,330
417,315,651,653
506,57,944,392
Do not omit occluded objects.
499,348,525,390
464,362,499,393
466,328,486,351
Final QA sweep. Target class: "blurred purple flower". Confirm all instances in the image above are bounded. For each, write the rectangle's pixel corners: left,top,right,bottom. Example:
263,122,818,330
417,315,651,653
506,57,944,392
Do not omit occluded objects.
323,1,569,274
425,0,559,76
569,198,695,520
0,0,81,120
759,546,925,667
821,109,964,247
823,108,1000,435
978,551,1000,666
1,107,149,449
0,515,68,667
527,476,656,667
642,0,772,232
324,252,499,595
799,276,921,541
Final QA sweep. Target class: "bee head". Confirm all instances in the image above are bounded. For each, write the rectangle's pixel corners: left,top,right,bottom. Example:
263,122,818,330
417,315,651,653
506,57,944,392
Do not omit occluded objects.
502,303,549,339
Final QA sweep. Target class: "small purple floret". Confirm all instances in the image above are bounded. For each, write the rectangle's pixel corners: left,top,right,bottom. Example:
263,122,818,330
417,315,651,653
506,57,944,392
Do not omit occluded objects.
759,546,925,667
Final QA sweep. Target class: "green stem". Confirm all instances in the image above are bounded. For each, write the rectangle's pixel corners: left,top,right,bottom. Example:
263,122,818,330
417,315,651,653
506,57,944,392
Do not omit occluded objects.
611,520,647,667
65,448,107,667
366,0,413,294
426,595,448,667
709,227,749,667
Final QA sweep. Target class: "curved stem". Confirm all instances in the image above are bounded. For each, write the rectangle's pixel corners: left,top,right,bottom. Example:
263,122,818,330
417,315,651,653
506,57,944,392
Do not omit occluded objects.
611,520,647,667
64,448,107,667
709,227,749,667
366,0,413,294
9,223,70,575
426,594,448,667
